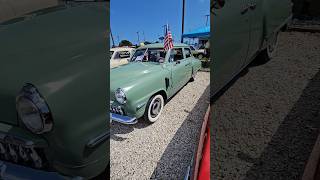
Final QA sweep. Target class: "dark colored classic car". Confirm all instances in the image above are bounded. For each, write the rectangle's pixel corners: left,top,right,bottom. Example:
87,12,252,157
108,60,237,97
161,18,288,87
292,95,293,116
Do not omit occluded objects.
211,0,293,95
0,1,108,179
110,43,202,124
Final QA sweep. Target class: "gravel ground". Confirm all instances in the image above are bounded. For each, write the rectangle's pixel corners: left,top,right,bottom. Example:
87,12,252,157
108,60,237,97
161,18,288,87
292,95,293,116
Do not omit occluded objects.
110,71,210,180
213,31,320,179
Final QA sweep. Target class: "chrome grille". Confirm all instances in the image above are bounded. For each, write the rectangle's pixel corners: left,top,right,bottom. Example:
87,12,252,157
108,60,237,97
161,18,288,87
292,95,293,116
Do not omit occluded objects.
110,102,125,115
0,137,48,170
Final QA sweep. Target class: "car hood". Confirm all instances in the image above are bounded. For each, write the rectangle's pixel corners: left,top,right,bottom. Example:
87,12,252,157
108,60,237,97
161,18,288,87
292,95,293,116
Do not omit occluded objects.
110,62,163,99
0,3,106,125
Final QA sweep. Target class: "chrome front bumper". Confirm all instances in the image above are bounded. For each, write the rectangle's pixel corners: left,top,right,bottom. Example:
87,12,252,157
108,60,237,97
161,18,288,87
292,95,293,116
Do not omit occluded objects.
0,160,81,180
110,113,137,125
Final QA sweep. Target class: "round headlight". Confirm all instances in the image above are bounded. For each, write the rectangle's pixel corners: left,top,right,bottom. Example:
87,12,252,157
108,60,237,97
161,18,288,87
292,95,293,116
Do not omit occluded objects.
115,88,127,104
16,84,53,134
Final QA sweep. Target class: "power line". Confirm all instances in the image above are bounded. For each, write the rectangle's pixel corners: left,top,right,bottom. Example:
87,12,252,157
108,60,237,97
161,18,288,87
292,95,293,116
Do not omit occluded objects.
136,31,140,44
110,27,115,47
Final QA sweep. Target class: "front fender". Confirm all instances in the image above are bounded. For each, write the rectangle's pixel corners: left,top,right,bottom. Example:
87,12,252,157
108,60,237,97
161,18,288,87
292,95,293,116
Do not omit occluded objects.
32,35,108,179
123,70,170,118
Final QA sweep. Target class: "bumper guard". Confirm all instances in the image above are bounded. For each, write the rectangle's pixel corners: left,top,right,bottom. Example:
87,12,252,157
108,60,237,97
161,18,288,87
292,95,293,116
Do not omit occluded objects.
110,113,137,125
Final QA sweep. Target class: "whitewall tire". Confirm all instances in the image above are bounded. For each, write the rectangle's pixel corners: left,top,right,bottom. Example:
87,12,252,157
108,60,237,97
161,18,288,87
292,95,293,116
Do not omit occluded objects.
144,94,164,123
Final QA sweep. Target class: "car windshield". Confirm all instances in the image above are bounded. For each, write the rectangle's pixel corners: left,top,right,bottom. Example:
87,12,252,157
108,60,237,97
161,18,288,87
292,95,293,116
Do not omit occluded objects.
130,48,166,63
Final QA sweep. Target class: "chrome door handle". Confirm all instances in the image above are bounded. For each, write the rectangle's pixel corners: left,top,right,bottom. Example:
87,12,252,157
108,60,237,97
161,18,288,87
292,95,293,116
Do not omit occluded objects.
241,6,249,15
249,3,257,10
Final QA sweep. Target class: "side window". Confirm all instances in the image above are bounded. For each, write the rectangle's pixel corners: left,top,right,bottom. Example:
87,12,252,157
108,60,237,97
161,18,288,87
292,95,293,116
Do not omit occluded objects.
184,48,192,58
170,48,184,62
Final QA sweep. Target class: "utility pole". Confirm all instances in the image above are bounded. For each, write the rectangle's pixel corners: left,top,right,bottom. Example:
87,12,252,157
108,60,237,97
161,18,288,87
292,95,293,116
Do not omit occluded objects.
110,27,115,47
181,0,185,43
136,31,140,44
142,31,146,42
205,14,210,26
117,35,120,45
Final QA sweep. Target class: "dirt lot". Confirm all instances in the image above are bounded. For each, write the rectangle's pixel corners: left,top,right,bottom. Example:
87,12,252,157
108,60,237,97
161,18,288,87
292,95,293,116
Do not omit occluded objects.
110,71,210,179
212,31,320,179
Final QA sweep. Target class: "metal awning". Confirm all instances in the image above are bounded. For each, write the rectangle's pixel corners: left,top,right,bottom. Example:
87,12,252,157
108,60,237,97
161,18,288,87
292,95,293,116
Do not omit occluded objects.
182,26,210,38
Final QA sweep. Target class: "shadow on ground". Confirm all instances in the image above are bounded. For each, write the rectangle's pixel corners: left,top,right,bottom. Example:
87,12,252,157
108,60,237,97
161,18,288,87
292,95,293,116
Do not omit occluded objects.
242,68,320,179
210,55,264,103
150,86,210,179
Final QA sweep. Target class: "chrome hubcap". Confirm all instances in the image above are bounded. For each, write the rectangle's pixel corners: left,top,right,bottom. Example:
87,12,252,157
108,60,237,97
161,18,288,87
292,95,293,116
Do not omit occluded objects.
268,33,278,54
151,98,161,118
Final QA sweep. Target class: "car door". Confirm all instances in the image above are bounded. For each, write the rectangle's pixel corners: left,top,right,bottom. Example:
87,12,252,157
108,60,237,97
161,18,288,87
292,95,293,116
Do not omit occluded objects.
169,48,187,93
244,0,264,67
211,0,251,95
183,47,193,79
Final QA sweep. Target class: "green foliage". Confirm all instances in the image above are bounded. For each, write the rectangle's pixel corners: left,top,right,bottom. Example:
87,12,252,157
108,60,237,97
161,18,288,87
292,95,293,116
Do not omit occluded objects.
119,40,133,47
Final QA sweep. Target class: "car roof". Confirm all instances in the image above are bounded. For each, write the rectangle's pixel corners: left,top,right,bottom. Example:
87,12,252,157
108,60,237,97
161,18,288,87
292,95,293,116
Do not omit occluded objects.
110,47,135,51
137,43,190,49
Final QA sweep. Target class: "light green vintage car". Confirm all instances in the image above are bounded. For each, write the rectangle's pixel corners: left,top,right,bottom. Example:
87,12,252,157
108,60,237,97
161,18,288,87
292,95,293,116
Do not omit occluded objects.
110,43,202,124
211,0,292,95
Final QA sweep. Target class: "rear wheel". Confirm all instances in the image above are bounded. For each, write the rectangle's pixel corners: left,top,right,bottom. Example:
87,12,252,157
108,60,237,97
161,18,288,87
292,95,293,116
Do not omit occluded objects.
143,94,164,123
198,54,204,60
259,31,279,63
190,69,197,82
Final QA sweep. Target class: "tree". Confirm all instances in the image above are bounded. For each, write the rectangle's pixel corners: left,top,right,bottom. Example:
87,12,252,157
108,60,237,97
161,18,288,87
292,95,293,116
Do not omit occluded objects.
119,40,133,47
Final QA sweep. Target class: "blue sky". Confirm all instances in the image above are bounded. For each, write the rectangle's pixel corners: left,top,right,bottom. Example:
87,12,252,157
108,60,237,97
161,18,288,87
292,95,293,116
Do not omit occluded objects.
110,0,210,46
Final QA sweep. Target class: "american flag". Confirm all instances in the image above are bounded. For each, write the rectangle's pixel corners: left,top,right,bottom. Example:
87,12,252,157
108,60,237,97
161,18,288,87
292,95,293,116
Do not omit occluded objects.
164,25,174,51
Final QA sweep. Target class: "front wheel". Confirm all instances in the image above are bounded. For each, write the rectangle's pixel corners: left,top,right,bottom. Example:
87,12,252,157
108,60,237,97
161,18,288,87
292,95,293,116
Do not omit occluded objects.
92,167,109,180
144,94,164,123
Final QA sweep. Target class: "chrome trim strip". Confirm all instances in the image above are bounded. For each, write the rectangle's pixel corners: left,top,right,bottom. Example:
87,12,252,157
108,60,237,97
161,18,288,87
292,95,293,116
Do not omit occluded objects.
0,132,46,148
110,113,137,125
184,165,191,180
136,102,146,110
86,131,110,148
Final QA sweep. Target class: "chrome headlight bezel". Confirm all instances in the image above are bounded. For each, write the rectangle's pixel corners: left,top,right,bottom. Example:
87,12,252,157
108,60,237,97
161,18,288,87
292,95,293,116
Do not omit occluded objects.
115,88,127,104
16,83,53,134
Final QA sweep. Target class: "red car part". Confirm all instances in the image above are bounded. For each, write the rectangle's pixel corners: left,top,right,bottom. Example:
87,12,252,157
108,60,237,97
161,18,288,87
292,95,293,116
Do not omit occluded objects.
191,106,210,180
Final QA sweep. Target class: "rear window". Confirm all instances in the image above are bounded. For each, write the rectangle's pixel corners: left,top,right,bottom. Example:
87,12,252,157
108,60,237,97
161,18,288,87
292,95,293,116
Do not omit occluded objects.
113,51,130,59
184,48,192,58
